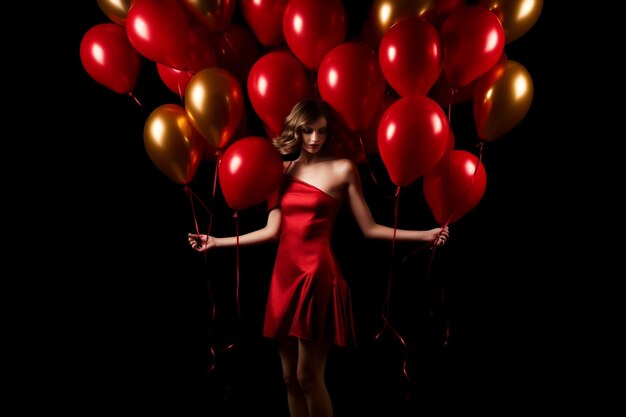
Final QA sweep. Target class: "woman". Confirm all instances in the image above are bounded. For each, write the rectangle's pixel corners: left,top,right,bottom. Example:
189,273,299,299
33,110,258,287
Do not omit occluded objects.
188,98,449,417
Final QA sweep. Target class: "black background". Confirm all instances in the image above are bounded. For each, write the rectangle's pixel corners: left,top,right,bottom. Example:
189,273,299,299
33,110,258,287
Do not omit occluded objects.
57,1,574,414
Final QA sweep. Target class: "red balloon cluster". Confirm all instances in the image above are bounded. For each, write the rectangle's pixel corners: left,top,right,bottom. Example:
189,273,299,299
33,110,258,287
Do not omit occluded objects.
80,0,541,224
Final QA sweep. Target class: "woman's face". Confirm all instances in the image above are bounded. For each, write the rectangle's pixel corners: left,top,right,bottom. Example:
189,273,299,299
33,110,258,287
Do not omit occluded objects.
299,116,328,154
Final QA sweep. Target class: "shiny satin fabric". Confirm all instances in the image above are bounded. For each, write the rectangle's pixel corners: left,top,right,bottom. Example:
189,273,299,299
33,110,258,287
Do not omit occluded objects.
263,176,356,347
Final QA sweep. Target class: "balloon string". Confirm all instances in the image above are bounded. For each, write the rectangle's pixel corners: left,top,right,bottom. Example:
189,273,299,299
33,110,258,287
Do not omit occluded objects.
447,87,457,124
223,31,238,60
184,185,221,373
216,154,238,353
357,132,378,185
441,285,449,347
177,73,189,104
208,151,222,237
375,186,399,331
380,313,412,399
442,141,484,228
235,212,241,321
128,91,143,108
207,208,239,370
185,185,211,219
374,186,411,397
400,219,451,349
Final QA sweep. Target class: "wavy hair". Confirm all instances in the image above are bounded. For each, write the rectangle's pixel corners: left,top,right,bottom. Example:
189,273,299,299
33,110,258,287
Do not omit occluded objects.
273,98,336,156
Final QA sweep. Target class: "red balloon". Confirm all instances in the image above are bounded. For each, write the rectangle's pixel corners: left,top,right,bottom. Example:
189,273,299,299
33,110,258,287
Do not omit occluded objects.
377,95,449,187
80,23,142,94
318,42,386,133
429,52,506,108
428,70,475,108
126,0,192,70
362,94,397,156
157,63,192,97
423,149,487,225
446,128,456,150
282,0,347,70
240,0,289,47
211,23,263,87
379,18,443,97
180,0,236,33
186,26,217,73
247,50,315,138
218,136,284,211
441,5,504,87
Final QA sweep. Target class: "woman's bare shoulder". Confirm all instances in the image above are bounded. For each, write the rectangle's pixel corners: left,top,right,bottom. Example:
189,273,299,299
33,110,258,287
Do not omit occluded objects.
329,158,358,179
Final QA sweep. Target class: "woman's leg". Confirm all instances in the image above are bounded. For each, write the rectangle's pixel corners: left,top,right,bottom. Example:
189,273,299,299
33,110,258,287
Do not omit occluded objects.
279,337,308,417
297,338,332,417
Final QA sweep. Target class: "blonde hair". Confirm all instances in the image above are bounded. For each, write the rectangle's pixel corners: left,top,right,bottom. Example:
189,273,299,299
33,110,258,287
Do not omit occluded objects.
273,98,335,155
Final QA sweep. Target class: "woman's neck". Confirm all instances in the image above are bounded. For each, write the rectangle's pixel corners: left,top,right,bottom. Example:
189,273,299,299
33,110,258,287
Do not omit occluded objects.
298,151,325,164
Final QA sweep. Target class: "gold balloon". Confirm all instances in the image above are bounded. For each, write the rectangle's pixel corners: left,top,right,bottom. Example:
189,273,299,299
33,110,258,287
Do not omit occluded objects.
185,68,244,149
181,0,236,32
369,0,463,44
473,60,533,142
96,0,134,26
144,104,205,185
478,0,543,44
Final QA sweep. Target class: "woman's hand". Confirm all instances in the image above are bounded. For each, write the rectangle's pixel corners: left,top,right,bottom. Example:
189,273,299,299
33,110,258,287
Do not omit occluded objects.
431,226,449,246
188,233,216,252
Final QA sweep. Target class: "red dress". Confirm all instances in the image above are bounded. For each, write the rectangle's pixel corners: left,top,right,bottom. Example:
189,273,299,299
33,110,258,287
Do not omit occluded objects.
263,175,356,347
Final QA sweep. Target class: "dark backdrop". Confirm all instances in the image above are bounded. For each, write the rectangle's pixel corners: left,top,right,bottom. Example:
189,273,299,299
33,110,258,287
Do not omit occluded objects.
61,1,567,415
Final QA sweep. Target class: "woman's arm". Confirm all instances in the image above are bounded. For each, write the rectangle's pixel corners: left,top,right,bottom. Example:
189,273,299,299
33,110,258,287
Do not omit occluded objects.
343,161,448,245
188,207,282,252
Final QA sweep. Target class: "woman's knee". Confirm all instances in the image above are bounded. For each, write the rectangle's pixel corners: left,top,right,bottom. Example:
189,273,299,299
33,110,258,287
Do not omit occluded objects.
296,368,322,392
282,369,300,390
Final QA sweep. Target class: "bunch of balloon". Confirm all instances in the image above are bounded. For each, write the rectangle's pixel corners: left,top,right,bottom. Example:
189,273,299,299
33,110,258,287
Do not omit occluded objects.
423,149,487,227
143,104,205,186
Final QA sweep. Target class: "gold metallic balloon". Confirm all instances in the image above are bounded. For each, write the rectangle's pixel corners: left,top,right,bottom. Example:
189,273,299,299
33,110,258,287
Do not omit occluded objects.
185,67,244,149
369,0,463,44
473,60,533,142
181,0,236,32
96,0,134,26
478,0,543,44
144,104,205,184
